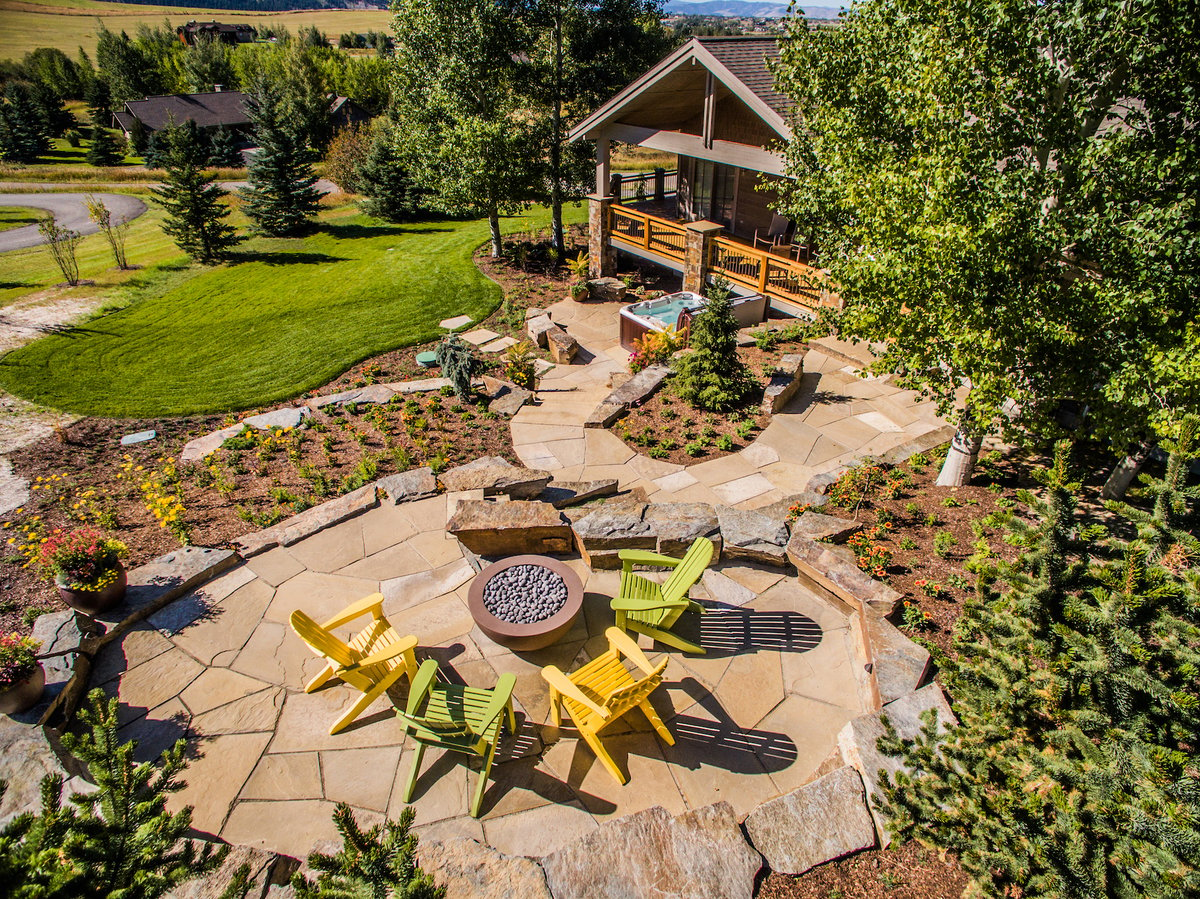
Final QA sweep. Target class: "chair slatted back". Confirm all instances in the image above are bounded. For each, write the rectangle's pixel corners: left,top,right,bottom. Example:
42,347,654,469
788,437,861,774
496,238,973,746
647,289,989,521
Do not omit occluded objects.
290,610,357,669
660,538,714,603
603,658,669,718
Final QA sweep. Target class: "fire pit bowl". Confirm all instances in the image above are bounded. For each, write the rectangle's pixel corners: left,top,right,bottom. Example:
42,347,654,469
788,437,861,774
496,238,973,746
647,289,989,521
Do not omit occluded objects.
467,555,584,652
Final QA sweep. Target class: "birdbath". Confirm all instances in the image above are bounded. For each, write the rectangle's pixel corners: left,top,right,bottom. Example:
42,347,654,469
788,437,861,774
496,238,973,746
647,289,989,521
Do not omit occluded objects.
467,555,584,652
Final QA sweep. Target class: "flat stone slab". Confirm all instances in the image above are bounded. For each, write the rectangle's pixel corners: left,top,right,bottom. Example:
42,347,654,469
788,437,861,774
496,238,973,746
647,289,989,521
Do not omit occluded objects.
717,505,790,567
0,715,71,823
419,838,552,899
539,478,619,509
541,802,761,899
383,377,454,395
583,401,627,429
0,457,30,517
838,684,956,845
488,384,534,417
306,384,396,409
100,546,241,624
744,765,875,875
439,314,473,330
867,613,932,704
584,365,670,428
31,609,97,689
753,492,829,524
570,502,654,569
377,467,440,504
447,499,572,556
438,456,551,500
791,511,863,544
233,485,379,558
644,502,720,556
461,328,500,346
120,429,157,446
243,406,311,431
700,569,755,607
480,336,518,354
787,535,903,617
179,424,245,462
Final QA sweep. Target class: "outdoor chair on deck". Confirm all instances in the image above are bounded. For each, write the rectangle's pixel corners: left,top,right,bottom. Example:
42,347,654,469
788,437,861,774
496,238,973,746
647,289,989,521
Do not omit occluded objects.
541,626,673,785
289,593,419,735
609,536,715,654
753,213,793,252
397,660,517,818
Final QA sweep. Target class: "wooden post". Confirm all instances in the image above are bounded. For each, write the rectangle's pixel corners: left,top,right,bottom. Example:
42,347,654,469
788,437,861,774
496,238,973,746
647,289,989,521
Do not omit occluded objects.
610,172,623,202
653,167,665,202
758,255,770,295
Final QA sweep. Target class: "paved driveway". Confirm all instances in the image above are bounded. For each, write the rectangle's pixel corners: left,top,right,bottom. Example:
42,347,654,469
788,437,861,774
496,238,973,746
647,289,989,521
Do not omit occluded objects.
0,192,147,252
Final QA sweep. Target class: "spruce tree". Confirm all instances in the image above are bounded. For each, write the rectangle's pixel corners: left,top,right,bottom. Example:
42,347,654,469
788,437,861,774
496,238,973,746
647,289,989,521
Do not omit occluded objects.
673,275,753,412
877,441,1200,897
152,120,242,263
206,125,242,168
239,82,321,236
86,124,122,166
358,128,421,223
434,335,480,400
292,804,443,899
0,81,50,163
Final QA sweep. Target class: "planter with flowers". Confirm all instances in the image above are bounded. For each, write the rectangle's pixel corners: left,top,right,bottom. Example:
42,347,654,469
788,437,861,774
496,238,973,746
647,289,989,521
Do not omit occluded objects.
0,633,44,715
38,528,129,616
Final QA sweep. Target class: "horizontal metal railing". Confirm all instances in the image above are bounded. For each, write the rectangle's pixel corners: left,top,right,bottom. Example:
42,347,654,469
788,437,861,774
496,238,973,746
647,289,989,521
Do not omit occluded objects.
611,169,678,204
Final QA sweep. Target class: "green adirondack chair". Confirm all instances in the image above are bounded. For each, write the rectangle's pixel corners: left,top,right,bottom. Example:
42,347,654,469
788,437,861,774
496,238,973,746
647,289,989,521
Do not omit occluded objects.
610,536,715,654
396,659,517,818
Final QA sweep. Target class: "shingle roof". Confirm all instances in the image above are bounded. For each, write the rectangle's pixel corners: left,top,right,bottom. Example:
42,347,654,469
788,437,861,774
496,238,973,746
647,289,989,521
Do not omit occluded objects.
699,36,791,117
123,91,251,132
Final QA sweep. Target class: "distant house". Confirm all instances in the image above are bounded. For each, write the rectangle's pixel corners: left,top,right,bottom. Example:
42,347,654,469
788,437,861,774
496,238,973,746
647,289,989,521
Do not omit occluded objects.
177,21,257,46
113,90,253,140
329,96,371,129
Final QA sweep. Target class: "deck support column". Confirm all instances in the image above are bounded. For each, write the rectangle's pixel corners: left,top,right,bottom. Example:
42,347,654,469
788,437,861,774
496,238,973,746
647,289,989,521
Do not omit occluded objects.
683,220,724,294
587,193,617,278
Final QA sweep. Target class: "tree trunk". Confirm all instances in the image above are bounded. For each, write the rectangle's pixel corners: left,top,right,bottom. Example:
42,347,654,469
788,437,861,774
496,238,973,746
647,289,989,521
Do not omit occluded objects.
550,9,565,255
489,207,502,258
1101,441,1153,500
936,425,983,486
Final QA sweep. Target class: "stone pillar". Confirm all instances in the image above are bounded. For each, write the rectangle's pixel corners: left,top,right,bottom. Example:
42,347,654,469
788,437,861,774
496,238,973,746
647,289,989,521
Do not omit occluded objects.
653,167,665,202
588,193,617,279
682,220,724,294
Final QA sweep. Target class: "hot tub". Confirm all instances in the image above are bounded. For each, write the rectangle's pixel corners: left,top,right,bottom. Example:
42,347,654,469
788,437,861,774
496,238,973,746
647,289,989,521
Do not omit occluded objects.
618,290,768,350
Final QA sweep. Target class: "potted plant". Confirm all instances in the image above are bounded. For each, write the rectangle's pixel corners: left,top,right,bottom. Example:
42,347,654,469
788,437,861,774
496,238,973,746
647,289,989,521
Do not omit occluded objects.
0,633,44,715
39,528,129,615
567,251,590,301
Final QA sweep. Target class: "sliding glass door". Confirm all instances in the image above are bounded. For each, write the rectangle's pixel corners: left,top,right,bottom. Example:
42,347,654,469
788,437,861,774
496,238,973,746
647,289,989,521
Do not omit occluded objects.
691,159,737,230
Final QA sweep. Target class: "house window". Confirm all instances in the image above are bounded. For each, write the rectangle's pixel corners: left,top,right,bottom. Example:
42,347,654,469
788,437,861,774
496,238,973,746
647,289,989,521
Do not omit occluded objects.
693,159,737,230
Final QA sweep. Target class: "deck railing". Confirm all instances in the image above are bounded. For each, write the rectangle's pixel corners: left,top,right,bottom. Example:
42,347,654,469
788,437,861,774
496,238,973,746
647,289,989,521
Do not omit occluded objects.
610,205,688,262
611,169,678,204
710,236,836,311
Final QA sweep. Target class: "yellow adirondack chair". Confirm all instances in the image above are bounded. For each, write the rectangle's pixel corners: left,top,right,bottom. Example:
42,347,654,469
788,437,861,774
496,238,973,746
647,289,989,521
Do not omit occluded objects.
610,536,715,654
541,626,673,785
397,659,517,818
289,593,419,735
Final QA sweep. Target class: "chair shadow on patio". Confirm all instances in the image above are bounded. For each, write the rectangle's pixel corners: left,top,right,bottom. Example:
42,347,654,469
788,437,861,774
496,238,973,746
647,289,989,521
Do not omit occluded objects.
665,604,824,658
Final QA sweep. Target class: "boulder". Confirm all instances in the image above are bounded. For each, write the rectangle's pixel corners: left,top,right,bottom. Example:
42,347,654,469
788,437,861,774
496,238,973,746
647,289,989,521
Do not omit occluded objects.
570,502,655,569
546,327,579,364
752,492,829,525
179,424,244,462
242,406,311,431
438,456,551,500
447,500,572,556
586,277,627,303
385,377,455,395
525,306,549,321
234,485,379,557
31,609,98,690
643,503,720,557
377,467,440,504
761,352,807,414
489,386,534,417
307,385,396,409
584,365,671,429
541,803,761,899
527,315,557,348
716,505,790,567
838,684,956,845
539,479,619,509
866,614,932,704
165,844,296,899
790,511,863,544
583,401,628,429
743,766,876,875
786,535,903,617
419,838,552,899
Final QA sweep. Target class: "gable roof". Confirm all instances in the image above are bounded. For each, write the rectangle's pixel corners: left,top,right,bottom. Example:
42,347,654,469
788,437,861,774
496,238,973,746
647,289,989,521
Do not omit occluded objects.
568,36,792,143
123,91,251,132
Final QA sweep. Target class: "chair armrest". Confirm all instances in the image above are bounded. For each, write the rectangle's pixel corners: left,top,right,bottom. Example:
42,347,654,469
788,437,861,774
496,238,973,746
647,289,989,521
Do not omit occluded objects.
618,549,683,569
540,666,609,719
473,673,517,734
406,659,440,715
611,596,690,612
321,592,386,629
344,634,418,672
604,627,658,676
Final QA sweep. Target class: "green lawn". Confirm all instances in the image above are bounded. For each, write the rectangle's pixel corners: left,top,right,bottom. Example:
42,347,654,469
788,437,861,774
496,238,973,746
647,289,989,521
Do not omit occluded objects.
0,202,586,417
0,206,44,232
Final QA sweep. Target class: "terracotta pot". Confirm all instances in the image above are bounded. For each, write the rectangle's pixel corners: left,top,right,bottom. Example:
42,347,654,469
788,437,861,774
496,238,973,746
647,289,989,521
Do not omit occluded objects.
0,662,45,715
57,564,127,616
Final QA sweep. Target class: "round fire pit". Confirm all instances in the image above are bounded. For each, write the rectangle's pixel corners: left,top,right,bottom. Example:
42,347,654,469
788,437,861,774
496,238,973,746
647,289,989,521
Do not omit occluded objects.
467,555,584,652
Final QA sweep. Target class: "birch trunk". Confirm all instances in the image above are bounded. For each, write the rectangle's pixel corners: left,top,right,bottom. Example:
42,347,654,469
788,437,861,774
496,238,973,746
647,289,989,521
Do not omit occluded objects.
936,425,983,486
489,208,502,258
1101,442,1153,500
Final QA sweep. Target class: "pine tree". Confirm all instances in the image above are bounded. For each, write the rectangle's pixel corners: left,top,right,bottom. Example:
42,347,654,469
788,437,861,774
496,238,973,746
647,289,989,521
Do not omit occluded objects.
358,128,421,222
206,125,242,168
85,77,111,127
877,442,1200,897
239,82,321,236
673,275,753,411
86,124,122,166
292,804,443,899
152,120,242,263
0,81,50,163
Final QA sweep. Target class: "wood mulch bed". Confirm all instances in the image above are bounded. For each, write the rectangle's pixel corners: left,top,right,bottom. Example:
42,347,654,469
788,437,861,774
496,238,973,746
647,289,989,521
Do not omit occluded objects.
758,841,973,899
